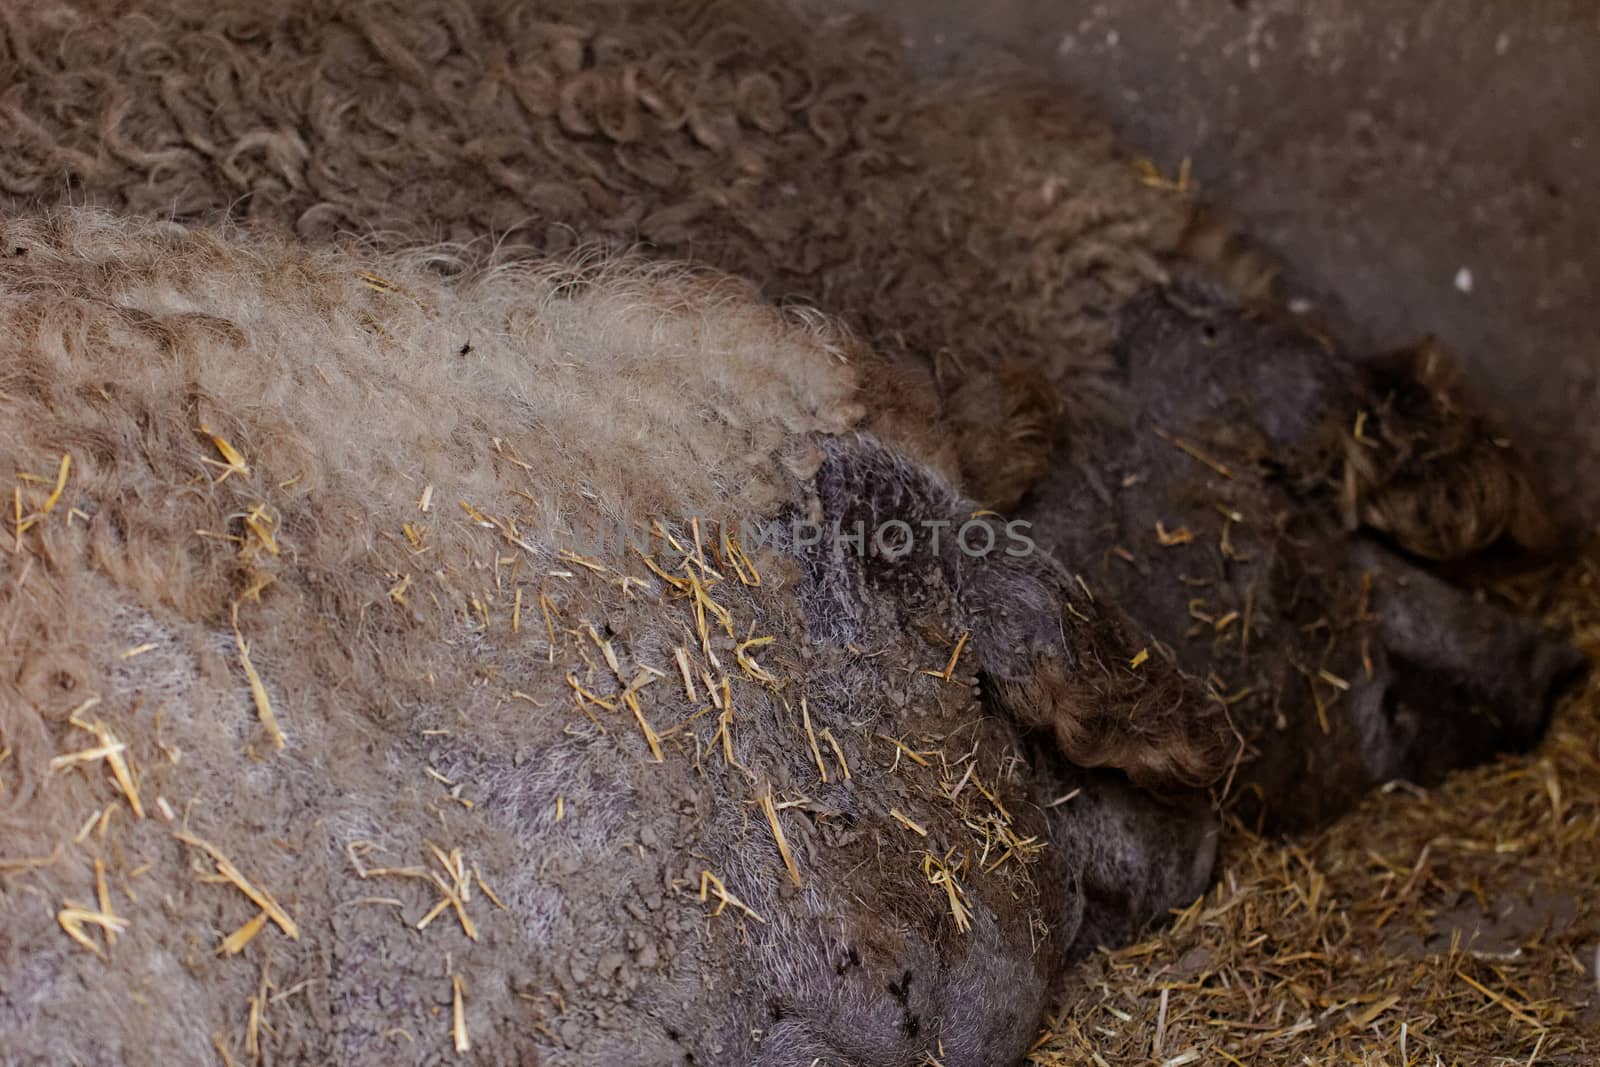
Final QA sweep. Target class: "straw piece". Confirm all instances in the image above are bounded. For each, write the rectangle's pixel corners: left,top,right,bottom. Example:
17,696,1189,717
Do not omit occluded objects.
922,852,971,934
175,831,299,940
1153,427,1235,479
201,431,249,484
799,698,828,783
760,788,802,887
218,910,271,957
735,636,778,685
919,631,969,682
698,869,765,924
58,901,128,956
452,974,471,1053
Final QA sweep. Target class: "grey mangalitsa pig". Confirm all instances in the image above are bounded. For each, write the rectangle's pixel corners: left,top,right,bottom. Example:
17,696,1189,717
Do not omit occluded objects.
0,209,1229,1067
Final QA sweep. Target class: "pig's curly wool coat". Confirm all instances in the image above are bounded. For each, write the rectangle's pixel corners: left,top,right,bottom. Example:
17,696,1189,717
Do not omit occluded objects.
1,0,1207,509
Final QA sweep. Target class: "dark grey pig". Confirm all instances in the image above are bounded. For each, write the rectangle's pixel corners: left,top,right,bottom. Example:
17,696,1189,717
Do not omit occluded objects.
1022,281,1585,832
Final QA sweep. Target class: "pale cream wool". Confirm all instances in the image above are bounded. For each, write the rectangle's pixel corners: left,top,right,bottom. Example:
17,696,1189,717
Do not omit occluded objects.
3,210,862,539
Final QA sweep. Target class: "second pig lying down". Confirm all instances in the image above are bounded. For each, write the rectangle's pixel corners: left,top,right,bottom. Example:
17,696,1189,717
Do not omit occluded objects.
1023,281,1586,833
0,209,1581,1065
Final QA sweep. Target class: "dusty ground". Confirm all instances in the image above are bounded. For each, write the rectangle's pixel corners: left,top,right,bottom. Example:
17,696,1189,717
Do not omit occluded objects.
835,0,1600,526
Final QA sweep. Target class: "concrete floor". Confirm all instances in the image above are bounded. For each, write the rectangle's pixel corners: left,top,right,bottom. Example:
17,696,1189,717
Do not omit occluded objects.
837,0,1600,524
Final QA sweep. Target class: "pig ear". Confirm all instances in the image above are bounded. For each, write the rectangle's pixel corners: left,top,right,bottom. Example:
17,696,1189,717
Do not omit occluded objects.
944,358,1062,512
972,567,1238,791
1174,205,1282,305
1348,338,1570,559
1347,438,1562,559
